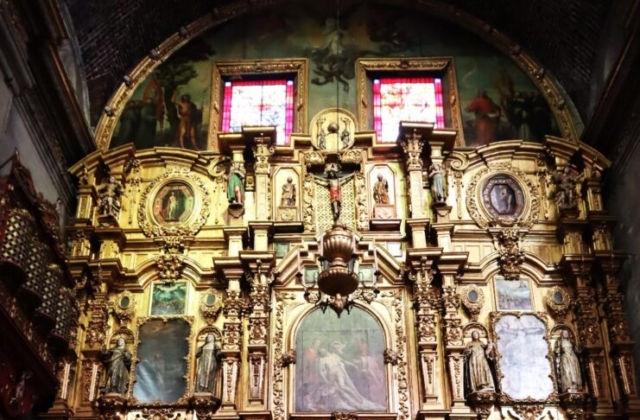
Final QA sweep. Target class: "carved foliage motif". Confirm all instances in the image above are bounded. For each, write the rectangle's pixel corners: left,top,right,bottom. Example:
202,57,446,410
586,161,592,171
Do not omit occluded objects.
272,292,296,420
400,137,424,171
603,292,631,344
354,172,369,231
573,294,601,346
86,300,109,349
155,253,184,282
302,173,315,232
495,228,525,280
391,291,411,420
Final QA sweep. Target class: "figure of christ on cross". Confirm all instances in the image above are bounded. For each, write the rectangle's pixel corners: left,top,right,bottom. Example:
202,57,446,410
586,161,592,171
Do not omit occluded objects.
327,168,342,222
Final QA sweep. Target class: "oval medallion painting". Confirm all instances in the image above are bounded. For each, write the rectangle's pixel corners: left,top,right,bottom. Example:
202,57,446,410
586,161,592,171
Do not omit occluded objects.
481,175,525,220
152,182,195,224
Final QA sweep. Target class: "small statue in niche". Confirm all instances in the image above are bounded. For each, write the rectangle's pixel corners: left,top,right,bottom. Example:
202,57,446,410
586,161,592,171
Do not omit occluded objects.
428,162,446,203
316,117,327,150
552,166,581,210
227,162,246,205
340,117,351,149
554,330,584,393
280,177,297,207
464,331,496,395
98,176,124,218
194,333,223,394
373,174,390,205
101,337,132,395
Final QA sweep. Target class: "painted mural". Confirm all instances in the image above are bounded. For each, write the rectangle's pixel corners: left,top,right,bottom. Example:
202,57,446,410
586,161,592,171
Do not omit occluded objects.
295,307,387,412
109,3,559,150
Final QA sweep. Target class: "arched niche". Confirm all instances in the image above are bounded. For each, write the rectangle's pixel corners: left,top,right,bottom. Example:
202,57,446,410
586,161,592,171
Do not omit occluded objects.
293,306,388,412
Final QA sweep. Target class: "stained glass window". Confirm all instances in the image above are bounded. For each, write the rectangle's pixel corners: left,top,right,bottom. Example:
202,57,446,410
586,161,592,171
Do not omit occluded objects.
222,79,295,145
373,77,445,142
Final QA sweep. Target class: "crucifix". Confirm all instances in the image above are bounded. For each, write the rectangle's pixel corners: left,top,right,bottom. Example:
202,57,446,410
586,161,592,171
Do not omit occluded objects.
321,161,353,223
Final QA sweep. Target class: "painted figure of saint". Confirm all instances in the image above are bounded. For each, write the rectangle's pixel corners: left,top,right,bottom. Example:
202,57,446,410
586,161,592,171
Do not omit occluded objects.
428,163,445,203
281,177,297,207
227,162,246,205
172,92,199,149
464,331,496,395
466,90,501,146
554,330,583,393
373,174,390,205
163,191,180,221
496,185,514,214
102,337,132,395
195,334,222,394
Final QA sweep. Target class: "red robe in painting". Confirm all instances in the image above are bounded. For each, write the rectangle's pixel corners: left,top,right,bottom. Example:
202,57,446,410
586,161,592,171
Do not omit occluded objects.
466,92,501,146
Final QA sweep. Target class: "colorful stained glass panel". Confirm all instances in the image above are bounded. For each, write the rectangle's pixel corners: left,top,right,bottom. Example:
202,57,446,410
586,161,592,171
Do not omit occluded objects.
222,79,294,145
373,78,445,142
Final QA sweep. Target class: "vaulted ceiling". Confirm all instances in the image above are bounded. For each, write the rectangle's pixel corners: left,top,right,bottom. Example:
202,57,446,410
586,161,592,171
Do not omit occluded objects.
64,0,614,125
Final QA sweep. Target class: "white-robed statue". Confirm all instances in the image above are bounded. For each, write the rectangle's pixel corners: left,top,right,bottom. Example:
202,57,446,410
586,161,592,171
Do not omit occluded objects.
464,331,496,395
555,330,583,393
195,333,222,394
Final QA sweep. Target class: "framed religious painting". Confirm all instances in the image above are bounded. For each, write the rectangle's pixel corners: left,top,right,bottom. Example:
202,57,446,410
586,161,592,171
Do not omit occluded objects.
294,307,388,412
149,282,188,316
495,276,533,311
466,166,540,229
152,182,194,224
491,313,554,401
132,317,193,404
138,168,211,238
481,175,525,220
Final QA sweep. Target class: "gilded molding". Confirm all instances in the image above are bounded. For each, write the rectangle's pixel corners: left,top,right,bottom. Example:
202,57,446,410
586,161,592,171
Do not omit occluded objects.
137,168,211,238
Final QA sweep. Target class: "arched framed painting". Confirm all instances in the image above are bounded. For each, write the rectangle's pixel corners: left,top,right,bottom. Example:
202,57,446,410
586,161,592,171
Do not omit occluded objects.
294,307,387,412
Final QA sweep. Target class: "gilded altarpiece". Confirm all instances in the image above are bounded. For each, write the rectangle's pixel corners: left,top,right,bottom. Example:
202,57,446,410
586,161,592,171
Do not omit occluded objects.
58,50,640,420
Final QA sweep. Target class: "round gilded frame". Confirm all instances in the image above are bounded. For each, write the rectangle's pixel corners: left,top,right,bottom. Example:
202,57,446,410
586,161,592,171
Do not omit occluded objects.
138,168,210,237
466,165,540,229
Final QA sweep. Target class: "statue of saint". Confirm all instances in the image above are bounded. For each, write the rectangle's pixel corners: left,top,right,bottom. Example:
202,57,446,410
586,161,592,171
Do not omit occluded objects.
464,331,496,395
280,177,297,207
101,337,132,395
98,176,124,218
554,330,583,393
553,166,580,210
227,162,245,205
315,117,327,150
428,163,446,203
340,117,351,149
373,174,390,205
195,333,222,394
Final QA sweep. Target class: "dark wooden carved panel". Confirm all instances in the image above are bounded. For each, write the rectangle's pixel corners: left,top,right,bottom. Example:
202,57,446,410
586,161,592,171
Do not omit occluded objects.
0,152,78,418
